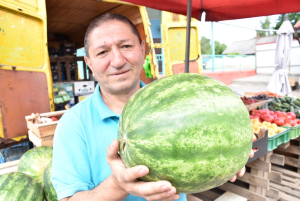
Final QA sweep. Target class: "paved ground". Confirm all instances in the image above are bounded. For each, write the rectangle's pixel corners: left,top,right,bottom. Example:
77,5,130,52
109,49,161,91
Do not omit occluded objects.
227,74,300,97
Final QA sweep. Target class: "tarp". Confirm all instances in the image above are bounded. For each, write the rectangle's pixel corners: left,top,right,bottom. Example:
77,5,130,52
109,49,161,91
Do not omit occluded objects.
267,20,294,94
122,0,300,21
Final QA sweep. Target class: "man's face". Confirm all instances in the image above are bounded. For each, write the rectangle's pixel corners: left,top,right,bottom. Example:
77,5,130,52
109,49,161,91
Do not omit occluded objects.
84,20,145,95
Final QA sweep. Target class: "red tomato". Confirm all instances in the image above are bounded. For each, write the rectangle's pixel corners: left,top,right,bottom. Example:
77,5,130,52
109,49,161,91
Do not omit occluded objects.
274,118,285,126
261,110,269,116
286,119,296,127
263,114,274,123
278,113,287,120
287,112,296,120
285,115,293,121
251,110,258,115
269,111,275,115
296,119,300,124
275,111,282,115
51,117,58,121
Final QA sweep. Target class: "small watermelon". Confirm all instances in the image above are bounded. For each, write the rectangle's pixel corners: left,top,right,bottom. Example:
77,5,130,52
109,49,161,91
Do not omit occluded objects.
43,161,58,201
18,146,53,187
118,73,253,193
0,172,44,201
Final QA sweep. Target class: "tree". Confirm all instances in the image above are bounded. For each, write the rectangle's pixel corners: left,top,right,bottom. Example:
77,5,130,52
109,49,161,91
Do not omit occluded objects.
200,36,211,54
257,17,271,37
274,13,300,30
200,36,227,55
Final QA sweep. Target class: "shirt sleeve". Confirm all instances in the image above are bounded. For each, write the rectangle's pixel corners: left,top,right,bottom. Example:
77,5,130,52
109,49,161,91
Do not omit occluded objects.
51,110,94,200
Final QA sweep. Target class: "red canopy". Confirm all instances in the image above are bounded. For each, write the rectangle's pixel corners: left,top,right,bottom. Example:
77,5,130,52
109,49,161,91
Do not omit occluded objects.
122,0,300,21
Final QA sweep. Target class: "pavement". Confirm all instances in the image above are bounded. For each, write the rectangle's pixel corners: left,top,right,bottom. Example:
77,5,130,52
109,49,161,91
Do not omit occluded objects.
227,74,300,97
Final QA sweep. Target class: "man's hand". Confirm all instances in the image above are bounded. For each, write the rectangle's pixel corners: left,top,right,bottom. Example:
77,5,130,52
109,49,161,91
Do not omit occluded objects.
229,149,254,182
107,139,180,201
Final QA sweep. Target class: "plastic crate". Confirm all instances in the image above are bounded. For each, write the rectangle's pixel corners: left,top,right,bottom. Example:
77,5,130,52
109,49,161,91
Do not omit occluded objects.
282,124,300,140
267,127,290,151
247,129,268,164
0,142,30,162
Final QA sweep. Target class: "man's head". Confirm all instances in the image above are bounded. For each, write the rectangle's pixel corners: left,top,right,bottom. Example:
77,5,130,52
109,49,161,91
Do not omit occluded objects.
84,13,145,96
84,13,142,58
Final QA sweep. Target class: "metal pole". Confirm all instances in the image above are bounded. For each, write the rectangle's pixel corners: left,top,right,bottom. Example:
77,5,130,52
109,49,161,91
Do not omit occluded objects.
211,22,215,72
185,0,192,73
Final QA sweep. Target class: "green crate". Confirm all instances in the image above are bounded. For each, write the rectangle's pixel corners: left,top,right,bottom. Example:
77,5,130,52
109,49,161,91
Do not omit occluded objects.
282,124,300,140
268,127,290,151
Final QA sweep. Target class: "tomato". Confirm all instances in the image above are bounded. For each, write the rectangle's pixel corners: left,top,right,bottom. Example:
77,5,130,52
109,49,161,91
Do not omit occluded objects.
285,115,293,121
261,110,269,116
286,119,296,127
274,118,285,126
269,111,275,115
263,114,274,123
51,117,58,121
287,112,296,120
278,113,287,120
251,110,258,115
296,119,300,124
275,111,282,115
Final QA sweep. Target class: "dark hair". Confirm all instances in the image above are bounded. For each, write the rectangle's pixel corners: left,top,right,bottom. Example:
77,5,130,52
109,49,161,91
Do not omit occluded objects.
84,13,142,58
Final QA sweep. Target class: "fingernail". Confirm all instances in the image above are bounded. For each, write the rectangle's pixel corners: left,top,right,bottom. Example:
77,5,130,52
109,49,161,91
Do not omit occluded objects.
139,168,147,175
174,195,180,200
161,185,169,191
111,142,115,149
167,187,175,196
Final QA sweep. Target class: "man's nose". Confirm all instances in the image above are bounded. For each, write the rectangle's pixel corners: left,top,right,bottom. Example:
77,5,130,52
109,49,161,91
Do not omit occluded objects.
110,48,126,68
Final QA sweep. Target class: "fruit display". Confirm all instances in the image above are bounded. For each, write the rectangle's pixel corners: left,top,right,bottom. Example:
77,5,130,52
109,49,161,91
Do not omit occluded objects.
250,109,299,127
43,161,58,201
250,118,286,137
0,172,44,201
118,73,253,193
267,96,300,118
18,146,53,187
241,96,256,105
250,94,273,100
254,91,282,97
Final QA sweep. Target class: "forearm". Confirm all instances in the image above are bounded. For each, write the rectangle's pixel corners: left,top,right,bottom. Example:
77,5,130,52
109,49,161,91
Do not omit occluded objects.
62,175,128,201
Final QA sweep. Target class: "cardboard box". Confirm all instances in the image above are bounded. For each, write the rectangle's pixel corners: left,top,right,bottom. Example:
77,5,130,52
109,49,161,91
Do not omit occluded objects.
25,110,66,137
74,81,95,96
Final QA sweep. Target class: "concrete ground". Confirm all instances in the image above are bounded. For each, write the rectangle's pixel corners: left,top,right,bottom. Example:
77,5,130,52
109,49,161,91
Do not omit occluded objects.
227,74,300,97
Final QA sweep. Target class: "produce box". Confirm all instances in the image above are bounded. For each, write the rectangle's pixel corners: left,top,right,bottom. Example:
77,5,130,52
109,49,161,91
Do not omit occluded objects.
25,110,66,137
267,127,290,151
28,130,53,147
247,129,268,164
245,99,272,112
282,124,300,140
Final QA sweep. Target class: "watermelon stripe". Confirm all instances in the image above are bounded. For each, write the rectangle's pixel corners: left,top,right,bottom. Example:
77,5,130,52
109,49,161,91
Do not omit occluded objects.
119,74,252,193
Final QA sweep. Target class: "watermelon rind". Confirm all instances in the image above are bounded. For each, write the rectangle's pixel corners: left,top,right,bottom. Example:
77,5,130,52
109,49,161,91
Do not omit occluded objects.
118,73,253,193
43,161,58,201
18,146,53,187
0,172,44,201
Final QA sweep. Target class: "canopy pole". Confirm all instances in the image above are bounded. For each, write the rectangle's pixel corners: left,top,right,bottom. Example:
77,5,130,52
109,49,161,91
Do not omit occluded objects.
185,0,192,73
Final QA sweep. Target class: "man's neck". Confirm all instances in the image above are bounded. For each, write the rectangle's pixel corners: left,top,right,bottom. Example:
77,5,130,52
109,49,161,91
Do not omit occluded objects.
100,85,140,115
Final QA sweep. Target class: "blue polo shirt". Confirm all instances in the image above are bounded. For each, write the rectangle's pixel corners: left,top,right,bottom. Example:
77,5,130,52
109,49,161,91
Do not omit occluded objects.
51,82,187,201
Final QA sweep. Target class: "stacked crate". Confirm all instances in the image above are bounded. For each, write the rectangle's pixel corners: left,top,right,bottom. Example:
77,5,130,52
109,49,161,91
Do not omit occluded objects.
25,111,66,147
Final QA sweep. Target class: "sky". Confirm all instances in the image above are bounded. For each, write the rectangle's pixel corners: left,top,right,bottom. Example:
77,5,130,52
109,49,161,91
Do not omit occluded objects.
199,14,280,47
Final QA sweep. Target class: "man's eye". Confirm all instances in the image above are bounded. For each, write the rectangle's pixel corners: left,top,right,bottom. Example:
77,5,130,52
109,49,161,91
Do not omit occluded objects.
123,45,132,49
98,51,107,56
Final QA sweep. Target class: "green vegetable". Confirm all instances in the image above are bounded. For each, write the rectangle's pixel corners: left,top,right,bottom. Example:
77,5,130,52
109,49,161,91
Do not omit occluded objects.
118,73,252,193
270,101,281,108
293,100,300,107
290,106,294,112
275,97,282,104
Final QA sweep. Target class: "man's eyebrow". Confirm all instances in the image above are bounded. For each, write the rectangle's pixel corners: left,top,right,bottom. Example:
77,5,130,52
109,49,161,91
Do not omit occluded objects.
95,39,133,50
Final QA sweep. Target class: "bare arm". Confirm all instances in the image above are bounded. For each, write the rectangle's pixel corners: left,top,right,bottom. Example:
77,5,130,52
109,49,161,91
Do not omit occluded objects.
60,139,180,201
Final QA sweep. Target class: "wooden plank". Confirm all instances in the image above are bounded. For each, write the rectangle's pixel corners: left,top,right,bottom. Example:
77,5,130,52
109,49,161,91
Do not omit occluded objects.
276,145,300,155
282,175,297,183
218,182,267,201
65,58,71,81
279,192,300,201
196,190,222,201
57,58,62,82
285,156,300,168
0,160,19,175
247,159,271,173
28,130,53,147
186,194,203,201
278,141,290,149
238,172,269,189
268,171,282,183
280,180,300,191
272,166,300,179
270,182,300,197
266,187,280,200
270,153,285,166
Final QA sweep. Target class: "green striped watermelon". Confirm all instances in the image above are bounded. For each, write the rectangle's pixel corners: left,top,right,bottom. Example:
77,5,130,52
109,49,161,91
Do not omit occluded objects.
43,161,58,201
18,146,53,187
118,73,253,193
0,172,44,201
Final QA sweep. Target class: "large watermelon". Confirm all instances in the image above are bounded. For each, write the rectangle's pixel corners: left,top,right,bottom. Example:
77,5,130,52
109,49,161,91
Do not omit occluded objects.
18,146,53,187
118,73,253,193
0,172,44,201
43,161,58,201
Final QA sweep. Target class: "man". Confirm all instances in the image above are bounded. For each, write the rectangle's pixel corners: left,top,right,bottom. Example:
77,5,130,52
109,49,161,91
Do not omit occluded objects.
52,13,252,201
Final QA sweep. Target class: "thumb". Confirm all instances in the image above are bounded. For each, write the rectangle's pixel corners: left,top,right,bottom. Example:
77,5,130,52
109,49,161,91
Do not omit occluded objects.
107,139,120,163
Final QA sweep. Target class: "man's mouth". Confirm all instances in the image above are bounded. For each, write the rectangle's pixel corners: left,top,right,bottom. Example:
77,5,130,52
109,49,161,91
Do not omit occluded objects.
112,70,130,76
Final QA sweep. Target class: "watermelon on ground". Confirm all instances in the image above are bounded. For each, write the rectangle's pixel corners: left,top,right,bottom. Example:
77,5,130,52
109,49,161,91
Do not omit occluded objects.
43,160,58,201
118,73,253,193
0,172,44,201
18,146,53,187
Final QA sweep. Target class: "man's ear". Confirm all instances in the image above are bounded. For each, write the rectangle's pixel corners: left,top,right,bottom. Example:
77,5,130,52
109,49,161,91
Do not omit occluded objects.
141,40,145,55
84,56,94,76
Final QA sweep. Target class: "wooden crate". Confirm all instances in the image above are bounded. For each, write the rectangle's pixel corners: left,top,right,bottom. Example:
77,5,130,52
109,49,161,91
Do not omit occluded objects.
28,130,53,147
25,110,65,137
0,160,19,175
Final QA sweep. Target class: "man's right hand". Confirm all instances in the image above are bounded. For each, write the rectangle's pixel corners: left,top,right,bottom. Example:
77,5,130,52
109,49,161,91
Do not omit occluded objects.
107,139,180,201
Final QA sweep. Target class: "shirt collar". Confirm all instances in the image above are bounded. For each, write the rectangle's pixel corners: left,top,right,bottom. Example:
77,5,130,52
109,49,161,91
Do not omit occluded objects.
93,81,146,121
